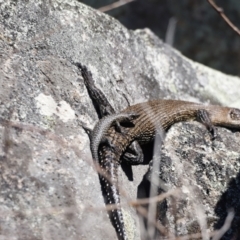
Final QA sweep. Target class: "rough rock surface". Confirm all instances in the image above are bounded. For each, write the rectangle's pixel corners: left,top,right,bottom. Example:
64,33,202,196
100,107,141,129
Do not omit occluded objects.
0,1,240,239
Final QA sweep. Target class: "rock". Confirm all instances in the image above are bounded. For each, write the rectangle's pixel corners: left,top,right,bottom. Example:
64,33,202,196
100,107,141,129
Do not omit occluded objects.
0,1,239,239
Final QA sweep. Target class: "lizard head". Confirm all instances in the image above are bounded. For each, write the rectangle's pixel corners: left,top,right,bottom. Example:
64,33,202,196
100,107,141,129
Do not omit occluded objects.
229,109,240,121
226,108,240,129
210,107,240,129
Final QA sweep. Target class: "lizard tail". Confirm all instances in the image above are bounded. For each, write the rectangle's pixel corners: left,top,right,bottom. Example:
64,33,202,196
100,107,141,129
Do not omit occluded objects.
99,146,128,240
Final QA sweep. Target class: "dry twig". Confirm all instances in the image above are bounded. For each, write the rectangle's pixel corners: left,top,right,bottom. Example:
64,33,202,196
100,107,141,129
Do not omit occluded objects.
98,0,135,13
207,0,240,36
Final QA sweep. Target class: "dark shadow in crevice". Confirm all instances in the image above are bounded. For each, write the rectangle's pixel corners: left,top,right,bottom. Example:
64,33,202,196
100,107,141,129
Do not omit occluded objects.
136,141,169,239
214,167,240,240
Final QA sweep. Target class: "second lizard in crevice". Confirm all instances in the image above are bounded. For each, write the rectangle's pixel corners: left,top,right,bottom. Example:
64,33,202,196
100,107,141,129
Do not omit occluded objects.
75,62,144,165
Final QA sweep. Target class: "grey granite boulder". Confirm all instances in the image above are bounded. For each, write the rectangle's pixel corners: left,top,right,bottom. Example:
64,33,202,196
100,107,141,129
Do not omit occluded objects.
0,1,240,239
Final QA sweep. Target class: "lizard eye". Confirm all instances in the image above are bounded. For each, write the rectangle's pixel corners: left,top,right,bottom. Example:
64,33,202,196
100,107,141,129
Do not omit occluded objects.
230,109,240,120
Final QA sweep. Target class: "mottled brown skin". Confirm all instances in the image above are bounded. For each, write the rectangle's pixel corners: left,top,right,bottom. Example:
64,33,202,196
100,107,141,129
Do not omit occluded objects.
109,100,240,157
99,99,240,240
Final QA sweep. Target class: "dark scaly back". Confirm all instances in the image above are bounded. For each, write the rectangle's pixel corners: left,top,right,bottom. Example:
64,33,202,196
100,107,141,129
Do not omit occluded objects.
99,145,127,240
121,99,240,147
98,100,239,166
120,99,200,146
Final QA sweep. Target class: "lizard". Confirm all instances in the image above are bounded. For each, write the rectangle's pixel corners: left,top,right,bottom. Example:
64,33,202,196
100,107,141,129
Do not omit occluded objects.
98,99,240,240
74,62,144,164
74,63,240,238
